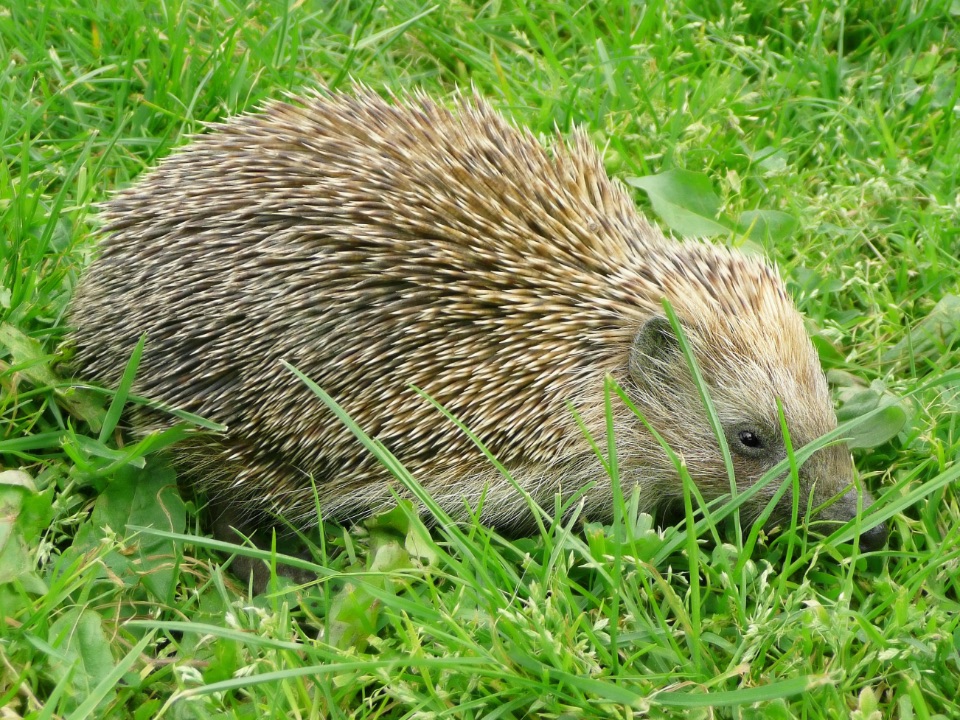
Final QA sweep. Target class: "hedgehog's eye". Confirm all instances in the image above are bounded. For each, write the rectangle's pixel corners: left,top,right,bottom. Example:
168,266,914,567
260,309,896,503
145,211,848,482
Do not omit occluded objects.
738,430,763,449
729,426,770,458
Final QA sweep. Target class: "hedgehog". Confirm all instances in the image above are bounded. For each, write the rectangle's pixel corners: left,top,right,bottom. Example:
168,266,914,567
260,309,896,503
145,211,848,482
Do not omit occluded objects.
67,90,887,563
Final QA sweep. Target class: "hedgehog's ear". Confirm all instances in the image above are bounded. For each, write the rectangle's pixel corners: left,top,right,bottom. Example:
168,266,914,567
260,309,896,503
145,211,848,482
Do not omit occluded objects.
629,316,682,382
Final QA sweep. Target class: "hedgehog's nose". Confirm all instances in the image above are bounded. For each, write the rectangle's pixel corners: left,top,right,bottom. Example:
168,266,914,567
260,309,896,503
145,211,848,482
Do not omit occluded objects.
858,521,888,552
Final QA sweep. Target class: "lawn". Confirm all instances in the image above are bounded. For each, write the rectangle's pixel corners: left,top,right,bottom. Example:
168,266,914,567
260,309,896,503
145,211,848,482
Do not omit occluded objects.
1,0,959,717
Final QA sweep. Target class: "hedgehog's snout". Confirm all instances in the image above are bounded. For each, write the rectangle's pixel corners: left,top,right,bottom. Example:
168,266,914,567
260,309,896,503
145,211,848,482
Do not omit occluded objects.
858,518,888,552
840,487,888,551
820,486,887,552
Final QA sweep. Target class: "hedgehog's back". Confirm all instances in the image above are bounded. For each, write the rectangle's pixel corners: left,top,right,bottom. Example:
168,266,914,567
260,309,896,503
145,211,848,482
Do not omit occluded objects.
67,92,663,521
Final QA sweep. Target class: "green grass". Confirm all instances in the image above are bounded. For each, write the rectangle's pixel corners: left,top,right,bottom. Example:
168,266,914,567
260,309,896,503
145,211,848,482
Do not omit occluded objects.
2,0,959,717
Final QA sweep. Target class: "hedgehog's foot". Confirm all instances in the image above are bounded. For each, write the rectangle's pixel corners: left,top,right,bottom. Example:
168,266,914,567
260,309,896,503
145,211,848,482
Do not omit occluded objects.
208,501,317,594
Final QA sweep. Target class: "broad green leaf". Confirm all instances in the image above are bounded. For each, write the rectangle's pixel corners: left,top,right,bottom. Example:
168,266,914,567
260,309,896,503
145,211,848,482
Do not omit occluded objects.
0,472,52,589
0,485,32,584
45,608,116,712
882,294,960,365
738,209,797,243
67,460,186,600
831,372,911,449
0,322,105,432
627,169,730,238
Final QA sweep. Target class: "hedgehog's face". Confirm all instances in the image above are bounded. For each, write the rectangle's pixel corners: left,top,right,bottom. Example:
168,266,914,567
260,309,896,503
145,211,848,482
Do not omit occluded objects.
627,315,886,550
